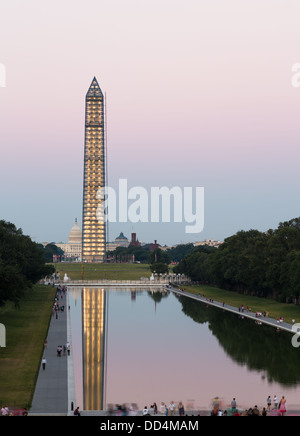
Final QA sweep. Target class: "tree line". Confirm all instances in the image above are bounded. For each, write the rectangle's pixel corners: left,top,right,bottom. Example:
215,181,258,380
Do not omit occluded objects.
108,242,195,275
108,242,194,264
0,220,55,306
174,217,300,304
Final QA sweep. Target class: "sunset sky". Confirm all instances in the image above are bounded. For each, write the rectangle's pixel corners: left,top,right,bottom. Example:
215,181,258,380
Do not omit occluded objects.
1,0,300,245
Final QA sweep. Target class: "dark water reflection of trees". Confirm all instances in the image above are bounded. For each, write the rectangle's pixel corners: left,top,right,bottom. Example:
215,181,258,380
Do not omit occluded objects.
176,294,300,386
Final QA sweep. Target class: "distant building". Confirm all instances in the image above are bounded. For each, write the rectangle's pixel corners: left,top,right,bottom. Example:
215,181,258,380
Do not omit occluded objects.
161,239,223,251
130,233,140,246
115,232,130,247
149,240,159,251
56,219,82,261
106,232,130,251
194,239,223,248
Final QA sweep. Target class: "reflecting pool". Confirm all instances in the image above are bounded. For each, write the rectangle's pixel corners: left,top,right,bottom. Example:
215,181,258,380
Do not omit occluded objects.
68,287,300,412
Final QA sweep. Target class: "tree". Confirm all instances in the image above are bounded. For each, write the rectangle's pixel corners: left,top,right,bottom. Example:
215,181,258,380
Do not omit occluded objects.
173,217,300,304
150,262,169,275
40,243,64,263
108,245,150,263
166,243,195,263
148,248,170,265
279,250,300,303
0,220,54,306
174,245,216,283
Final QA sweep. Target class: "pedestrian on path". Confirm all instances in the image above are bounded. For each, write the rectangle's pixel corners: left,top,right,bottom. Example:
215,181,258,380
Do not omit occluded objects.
42,357,47,370
169,401,176,416
1,405,9,416
178,402,185,416
160,402,166,415
143,406,150,416
231,398,237,411
279,396,287,416
267,396,271,410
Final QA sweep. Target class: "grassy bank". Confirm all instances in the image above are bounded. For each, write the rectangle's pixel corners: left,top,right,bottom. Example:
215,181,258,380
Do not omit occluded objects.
184,284,300,325
0,284,56,409
54,262,152,281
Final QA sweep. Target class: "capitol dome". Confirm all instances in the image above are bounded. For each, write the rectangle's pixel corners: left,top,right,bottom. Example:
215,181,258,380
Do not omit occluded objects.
68,219,82,244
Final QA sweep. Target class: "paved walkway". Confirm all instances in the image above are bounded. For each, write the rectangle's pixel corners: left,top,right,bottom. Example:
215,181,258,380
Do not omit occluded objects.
30,288,74,415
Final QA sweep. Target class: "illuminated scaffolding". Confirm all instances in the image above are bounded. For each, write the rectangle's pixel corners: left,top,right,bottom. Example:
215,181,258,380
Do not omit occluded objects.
82,77,106,262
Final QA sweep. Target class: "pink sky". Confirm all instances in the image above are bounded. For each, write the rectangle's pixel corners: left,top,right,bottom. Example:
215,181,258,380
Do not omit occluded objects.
1,0,300,245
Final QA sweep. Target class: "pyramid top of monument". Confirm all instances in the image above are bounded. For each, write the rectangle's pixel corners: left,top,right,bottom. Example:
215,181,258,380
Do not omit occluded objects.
86,76,103,98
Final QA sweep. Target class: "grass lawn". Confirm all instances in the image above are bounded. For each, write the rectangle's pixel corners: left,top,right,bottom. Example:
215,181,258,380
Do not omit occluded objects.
184,284,300,325
54,262,152,281
0,284,56,409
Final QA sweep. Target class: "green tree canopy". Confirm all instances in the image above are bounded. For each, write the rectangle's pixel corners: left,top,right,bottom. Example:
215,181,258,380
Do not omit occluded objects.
166,243,195,262
148,248,170,265
149,262,169,274
174,217,300,304
0,220,54,306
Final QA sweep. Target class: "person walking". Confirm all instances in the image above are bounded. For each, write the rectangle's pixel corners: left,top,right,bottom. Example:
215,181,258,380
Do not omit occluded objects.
267,396,272,410
169,401,176,416
231,398,237,411
178,402,185,416
160,402,167,415
279,396,287,416
143,406,150,416
42,357,47,370
1,405,9,416
165,404,169,416
273,395,279,409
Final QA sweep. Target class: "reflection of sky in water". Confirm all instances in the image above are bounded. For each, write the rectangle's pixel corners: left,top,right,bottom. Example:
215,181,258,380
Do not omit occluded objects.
69,288,300,412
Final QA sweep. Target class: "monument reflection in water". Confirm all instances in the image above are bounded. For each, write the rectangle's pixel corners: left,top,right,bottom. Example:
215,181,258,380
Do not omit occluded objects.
70,287,300,411
82,288,107,410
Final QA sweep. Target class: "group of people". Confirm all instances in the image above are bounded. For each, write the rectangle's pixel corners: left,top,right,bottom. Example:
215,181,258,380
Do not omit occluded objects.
143,401,185,416
104,396,291,416
41,285,70,369
0,405,28,416
210,396,288,416
266,395,287,415
0,405,10,416
107,401,194,416
56,342,70,357
52,285,67,318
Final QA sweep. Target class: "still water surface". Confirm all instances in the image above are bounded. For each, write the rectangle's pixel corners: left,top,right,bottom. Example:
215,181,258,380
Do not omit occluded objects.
69,287,300,412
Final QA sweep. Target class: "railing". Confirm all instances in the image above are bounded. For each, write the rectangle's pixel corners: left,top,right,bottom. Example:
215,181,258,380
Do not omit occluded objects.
53,279,170,285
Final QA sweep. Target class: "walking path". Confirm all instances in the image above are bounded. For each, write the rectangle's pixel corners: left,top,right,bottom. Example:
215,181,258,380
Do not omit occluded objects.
169,286,296,335
30,288,75,415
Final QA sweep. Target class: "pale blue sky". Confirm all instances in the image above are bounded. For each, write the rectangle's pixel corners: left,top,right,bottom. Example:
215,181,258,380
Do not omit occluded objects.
1,0,300,245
